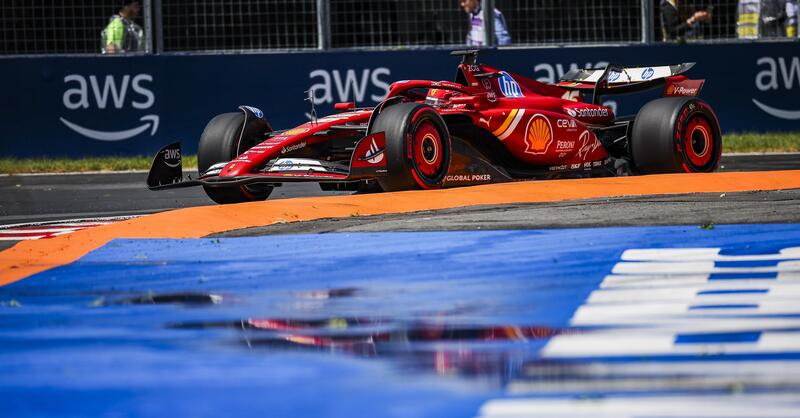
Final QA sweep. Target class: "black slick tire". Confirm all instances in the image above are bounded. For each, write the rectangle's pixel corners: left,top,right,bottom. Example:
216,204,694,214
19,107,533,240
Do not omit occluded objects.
197,112,272,204
369,103,451,192
630,97,722,174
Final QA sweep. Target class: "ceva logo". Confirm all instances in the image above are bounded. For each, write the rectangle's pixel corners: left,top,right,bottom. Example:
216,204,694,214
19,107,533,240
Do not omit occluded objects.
753,56,800,120
61,74,158,141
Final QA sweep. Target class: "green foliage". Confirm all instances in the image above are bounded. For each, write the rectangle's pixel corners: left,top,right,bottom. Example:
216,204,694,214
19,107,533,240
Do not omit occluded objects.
723,132,800,153
0,155,198,174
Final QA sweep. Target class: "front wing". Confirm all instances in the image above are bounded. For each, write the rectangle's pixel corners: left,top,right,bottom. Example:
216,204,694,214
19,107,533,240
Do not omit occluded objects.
146,133,387,190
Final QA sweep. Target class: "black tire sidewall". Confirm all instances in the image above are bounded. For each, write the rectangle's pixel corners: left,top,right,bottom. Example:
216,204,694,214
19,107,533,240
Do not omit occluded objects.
676,100,722,173
631,97,722,174
370,103,451,191
198,113,245,174
197,112,272,203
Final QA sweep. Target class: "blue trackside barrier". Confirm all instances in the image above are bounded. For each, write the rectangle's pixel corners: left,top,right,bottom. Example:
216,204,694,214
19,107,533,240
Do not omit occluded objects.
0,41,797,157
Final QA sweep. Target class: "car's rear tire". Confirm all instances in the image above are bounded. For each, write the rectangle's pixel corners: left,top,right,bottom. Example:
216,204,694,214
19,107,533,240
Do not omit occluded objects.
197,112,273,204
630,97,722,174
369,103,451,191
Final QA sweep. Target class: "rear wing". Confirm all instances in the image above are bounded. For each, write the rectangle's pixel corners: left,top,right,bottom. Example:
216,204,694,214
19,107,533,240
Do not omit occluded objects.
557,63,701,103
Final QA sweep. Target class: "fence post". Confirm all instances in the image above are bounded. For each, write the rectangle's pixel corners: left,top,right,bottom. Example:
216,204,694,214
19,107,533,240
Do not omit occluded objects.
482,0,495,47
317,0,331,50
152,0,163,53
143,0,153,53
641,0,654,43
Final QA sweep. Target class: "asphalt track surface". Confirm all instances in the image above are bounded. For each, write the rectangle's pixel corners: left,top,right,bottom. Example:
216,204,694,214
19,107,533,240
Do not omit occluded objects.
217,189,800,237
0,153,798,226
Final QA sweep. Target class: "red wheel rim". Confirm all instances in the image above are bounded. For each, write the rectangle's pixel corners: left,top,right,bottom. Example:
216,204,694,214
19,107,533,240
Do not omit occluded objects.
683,115,713,169
413,120,444,178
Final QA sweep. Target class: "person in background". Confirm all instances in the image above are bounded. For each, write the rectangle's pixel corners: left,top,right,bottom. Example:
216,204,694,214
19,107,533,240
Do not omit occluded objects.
101,0,144,53
786,0,798,37
737,0,792,38
460,0,512,46
660,0,712,42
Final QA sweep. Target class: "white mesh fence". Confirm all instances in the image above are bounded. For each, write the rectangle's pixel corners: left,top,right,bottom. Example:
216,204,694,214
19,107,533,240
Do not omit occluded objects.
498,0,643,46
655,0,799,43
329,0,465,49
1,0,797,55
161,0,318,52
0,0,126,54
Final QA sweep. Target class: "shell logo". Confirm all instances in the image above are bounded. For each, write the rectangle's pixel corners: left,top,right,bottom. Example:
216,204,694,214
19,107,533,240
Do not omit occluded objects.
524,114,553,155
667,85,675,95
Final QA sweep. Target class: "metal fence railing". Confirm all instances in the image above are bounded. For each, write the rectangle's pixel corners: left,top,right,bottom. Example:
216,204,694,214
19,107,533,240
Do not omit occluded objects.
0,0,125,55
329,0,465,49
161,0,318,52
499,0,644,46
1,0,797,55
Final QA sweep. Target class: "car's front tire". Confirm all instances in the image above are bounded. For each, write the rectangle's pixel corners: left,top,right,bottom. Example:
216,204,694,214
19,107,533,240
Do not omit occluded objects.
197,112,273,204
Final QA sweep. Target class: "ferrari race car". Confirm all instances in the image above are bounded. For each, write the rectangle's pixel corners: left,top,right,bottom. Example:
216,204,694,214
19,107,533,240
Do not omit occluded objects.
147,50,722,204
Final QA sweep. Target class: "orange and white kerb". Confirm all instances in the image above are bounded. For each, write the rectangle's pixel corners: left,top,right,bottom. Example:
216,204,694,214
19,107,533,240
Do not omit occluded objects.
491,109,526,141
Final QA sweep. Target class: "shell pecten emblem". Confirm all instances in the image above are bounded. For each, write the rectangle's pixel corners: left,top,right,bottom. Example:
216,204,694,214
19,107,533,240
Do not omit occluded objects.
524,114,553,155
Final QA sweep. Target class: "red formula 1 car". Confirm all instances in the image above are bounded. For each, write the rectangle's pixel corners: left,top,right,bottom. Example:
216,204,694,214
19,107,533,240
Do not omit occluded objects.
147,50,722,204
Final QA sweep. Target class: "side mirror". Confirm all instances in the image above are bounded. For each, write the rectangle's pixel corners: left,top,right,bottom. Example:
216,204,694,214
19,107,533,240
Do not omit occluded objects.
334,102,355,111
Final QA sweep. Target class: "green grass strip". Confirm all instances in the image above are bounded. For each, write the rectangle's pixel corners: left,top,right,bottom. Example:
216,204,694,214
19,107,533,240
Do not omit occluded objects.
723,131,800,153
0,132,798,174
0,155,197,174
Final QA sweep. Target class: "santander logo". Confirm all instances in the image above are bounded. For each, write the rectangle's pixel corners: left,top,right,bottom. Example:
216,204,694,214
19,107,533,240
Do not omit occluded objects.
61,74,159,141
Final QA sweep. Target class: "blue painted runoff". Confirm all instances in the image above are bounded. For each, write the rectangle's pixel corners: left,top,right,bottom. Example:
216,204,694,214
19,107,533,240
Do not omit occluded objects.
1,224,799,417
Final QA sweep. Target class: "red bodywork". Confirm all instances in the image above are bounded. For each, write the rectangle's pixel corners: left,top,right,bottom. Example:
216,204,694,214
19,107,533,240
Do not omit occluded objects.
148,55,708,193
214,62,615,183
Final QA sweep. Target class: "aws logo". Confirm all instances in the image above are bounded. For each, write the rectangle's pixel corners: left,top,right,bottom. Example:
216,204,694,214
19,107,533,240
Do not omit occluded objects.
753,56,800,120
307,68,391,120
524,114,552,155
162,147,181,168
61,74,158,141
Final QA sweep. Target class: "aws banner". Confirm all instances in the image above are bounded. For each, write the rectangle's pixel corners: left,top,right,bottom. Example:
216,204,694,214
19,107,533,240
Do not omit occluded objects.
0,41,797,157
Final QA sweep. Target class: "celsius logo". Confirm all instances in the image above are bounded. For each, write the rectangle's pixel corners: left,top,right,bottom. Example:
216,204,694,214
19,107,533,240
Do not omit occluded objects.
61,74,158,141
753,56,800,120
641,67,655,80
498,72,524,98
